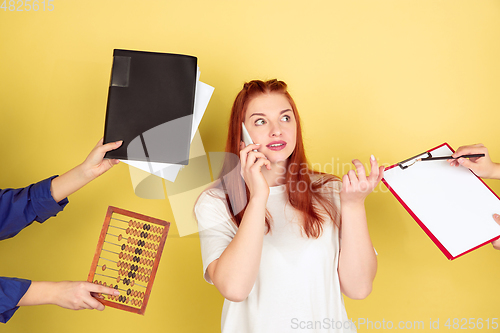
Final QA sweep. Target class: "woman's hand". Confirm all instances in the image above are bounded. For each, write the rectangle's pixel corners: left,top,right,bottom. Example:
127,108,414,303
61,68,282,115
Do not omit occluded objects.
81,138,122,180
239,142,271,201
448,144,500,180
51,281,119,310
50,138,122,202
341,155,384,205
18,281,120,310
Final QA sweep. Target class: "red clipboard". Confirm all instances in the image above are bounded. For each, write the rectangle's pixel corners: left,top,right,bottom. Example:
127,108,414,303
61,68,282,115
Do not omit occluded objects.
382,143,500,260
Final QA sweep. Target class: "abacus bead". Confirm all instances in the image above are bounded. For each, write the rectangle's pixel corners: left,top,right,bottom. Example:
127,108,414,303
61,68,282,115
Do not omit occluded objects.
118,234,122,241
121,244,126,251
127,289,131,296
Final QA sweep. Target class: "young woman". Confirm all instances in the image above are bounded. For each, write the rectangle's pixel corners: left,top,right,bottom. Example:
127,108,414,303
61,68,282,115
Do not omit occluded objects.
195,79,383,332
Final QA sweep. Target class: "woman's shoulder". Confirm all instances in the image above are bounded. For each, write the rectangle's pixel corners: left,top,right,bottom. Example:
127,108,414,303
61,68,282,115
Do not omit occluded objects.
196,186,226,206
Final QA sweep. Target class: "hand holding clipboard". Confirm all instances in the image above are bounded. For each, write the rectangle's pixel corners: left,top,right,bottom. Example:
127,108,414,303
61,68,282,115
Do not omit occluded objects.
382,143,500,260
448,144,500,250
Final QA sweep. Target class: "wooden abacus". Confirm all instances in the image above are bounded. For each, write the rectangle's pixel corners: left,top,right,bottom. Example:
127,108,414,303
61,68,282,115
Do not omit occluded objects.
87,206,170,315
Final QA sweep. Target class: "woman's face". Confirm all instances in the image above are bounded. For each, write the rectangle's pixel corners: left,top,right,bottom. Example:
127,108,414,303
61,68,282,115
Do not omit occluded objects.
243,92,297,165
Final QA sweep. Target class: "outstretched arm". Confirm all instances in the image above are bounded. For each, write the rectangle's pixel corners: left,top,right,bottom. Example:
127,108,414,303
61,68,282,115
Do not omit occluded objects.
338,156,383,300
50,139,122,202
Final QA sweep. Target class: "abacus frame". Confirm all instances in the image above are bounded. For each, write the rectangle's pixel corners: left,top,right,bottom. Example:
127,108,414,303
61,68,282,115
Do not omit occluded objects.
87,206,170,315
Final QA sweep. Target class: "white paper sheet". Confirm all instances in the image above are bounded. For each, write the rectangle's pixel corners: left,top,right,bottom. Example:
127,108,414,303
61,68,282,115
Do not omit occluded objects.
383,144,500,258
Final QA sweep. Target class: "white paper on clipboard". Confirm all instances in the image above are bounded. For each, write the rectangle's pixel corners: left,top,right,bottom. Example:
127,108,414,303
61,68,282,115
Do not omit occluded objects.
383,143,500,259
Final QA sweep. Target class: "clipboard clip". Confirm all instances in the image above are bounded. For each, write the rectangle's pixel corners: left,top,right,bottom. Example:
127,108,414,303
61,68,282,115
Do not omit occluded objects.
398,151,432,170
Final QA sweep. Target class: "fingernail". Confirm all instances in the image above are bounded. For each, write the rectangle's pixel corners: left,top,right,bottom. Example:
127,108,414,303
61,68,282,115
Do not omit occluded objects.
370,155,375,161
116,140,123,145
494,214,500,219
114,290,120,296
255,143,260,146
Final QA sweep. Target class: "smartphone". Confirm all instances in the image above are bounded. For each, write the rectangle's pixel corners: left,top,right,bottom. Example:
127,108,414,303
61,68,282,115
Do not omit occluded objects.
242,122,258,152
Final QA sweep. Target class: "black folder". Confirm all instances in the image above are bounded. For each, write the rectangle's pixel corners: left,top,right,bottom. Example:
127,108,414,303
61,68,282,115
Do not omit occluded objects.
103,49,197,165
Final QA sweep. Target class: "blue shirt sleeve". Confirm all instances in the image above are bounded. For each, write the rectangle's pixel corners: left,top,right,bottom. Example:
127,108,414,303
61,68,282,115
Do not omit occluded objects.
0,278,31,324
0,176,69,323
0,176,69,241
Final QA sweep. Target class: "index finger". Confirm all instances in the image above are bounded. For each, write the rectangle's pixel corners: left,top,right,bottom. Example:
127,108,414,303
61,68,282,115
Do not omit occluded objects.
240,143,260,154
88,283,120,296
452,144,486,158
351,159,367,180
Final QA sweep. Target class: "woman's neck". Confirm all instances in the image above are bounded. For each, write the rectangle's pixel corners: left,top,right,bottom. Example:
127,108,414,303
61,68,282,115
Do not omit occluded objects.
261,159,288,187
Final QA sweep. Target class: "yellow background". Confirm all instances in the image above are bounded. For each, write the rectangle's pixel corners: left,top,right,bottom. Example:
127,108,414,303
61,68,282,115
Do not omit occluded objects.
1,0,499,332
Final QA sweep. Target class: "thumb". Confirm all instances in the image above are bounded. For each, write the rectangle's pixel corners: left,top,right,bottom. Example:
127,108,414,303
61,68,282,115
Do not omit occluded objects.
493,214,500,226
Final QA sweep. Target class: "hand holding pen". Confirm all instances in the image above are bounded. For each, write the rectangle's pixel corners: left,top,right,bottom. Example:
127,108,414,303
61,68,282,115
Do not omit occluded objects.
447,144,500,179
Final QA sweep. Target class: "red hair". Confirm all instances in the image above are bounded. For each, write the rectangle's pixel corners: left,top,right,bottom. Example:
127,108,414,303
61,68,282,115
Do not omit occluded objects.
213,79,339,238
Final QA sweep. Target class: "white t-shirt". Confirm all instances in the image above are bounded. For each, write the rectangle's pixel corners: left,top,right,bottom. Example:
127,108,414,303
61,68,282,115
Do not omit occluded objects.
195,180,357,333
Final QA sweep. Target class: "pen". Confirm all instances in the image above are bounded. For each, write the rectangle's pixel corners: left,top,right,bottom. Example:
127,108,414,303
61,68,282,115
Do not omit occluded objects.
417,154,485,162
